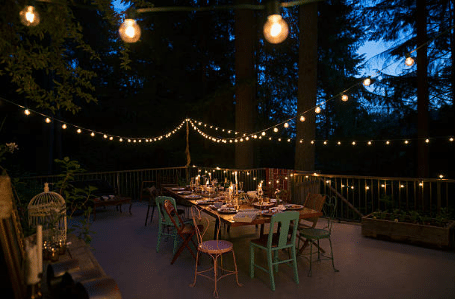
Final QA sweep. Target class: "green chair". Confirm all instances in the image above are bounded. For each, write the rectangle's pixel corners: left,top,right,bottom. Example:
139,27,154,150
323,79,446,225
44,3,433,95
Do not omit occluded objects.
155,196,190,254
298,196,339,277
249,211,300,291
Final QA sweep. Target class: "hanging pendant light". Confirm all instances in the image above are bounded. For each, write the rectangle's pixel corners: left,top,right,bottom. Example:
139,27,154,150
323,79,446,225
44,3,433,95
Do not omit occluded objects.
19,4,40,27
119,9,141,43
263,0,289,44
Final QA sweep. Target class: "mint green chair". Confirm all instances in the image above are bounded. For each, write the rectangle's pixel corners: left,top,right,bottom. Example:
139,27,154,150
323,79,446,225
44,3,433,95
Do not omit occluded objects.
155,196,189,254
249,211,300,291
298,196,339,277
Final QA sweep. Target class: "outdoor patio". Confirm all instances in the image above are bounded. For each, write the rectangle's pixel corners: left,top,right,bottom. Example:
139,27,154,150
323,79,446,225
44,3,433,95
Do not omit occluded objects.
83,200,455,299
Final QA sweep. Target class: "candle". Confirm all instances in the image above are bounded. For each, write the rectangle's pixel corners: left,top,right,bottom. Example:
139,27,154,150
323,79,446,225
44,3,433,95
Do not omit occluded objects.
37,225,42,274
235,171,238,185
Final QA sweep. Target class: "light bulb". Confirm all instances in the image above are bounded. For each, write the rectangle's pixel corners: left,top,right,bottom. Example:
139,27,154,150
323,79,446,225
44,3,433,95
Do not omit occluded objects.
405,56,415,66
262,132,266,136
363,78,372,86
341,94,348,102
45,117,51,123
263,14,289,44
284,122,289,128
91,132,95,137
24,109,31,115
77,128,81,134
20,6,40,27
62,124,67,129
315,107,321,114
273,127,278,132
119,19,141,43
300,115,305,122
103,134,108,139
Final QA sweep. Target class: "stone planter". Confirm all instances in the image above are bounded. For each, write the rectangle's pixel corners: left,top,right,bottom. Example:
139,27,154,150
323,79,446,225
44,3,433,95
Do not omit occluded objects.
361,213,455,249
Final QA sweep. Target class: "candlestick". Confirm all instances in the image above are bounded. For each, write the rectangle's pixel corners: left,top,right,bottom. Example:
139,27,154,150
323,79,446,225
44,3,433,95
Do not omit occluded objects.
37,225,42,274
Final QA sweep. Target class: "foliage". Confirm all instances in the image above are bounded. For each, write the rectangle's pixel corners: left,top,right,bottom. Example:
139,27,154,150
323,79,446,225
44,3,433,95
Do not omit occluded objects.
54,156,97,244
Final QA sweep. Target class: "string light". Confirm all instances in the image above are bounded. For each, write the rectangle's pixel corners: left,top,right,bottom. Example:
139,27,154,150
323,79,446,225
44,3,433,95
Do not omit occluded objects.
263,0,289,44
45,117,51,123
315,107,321,113
274,127,279,133
19,5,40,27
77,128,82,134
62,124,67,129
284,122,289,128
363,77,372,86
299,115,305,122
119,12,141,43
405,54,415,66
24,109,31,116
341,94,349,102
91,132,95,137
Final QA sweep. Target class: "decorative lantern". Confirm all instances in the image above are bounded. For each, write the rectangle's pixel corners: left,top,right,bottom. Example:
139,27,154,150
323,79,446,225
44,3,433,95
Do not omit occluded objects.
28,183,67,244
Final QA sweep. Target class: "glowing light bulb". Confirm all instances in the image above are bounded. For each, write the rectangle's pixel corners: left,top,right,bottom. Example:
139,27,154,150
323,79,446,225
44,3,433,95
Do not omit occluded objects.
263,14,289,44
77,128,81,134
404,140,409,144
261,131,266,136
363,78,372,86
91,132,95,137
405,56,415,66
368,141,372,145
45,117,51,123
62,124,67,129
386,141,390,145
284,122,289,128
439,174,444,179
337,141,341,145
119,19,141,43
20,6,40,27
425,138,430,143
315,107,321,114
24,109,31,115
352,141,356,145
273,127,278,133
341,94,348,102
119,138,123,142
103,134,108,139
300,115,305,122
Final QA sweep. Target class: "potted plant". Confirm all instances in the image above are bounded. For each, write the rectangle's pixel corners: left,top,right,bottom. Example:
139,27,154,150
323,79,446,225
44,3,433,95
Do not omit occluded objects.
361,204,455,249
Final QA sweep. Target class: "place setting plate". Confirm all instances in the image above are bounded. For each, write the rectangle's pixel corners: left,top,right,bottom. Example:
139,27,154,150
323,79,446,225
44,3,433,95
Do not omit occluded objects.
177,191,192,195
284,204,304,210
252,202,275,210
217,208,237,214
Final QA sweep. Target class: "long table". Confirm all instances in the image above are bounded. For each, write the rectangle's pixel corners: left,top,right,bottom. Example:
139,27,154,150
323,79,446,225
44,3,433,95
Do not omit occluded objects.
164,187,323,239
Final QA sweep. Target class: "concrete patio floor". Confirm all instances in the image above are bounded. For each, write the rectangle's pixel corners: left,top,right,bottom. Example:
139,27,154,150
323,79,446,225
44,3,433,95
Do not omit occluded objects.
85,201,455,299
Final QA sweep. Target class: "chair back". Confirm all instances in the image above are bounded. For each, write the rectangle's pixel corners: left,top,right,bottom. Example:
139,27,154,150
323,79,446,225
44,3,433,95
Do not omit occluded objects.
163,199,185,232
190,206,212,245
268,211,300,249
156,196,180,227
323,196,337,233
304,193,326,212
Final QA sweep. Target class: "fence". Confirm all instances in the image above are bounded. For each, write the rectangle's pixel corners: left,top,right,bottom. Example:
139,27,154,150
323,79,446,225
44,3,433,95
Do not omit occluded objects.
20,166,455,222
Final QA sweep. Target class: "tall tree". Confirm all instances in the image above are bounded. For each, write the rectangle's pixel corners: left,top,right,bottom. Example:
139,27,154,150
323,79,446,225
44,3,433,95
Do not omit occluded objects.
295,2,318,171
234,0,255,168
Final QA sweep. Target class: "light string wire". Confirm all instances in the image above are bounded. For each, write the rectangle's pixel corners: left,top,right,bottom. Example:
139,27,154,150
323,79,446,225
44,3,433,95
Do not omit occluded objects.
0,96,186,143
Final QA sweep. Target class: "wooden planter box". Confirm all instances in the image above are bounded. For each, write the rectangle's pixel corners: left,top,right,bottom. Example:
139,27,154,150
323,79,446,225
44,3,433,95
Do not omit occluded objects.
361,214,455,249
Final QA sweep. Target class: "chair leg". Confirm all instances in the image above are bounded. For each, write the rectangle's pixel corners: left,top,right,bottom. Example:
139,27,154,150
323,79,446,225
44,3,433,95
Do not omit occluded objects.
308,241,313,277
156,222,163,252
329,238,339,273
291,246,299,284
150,206,155,224
267,250,275,291
231,250,242,287
190,250,200,287
273,250,279,273
145,205,151,226
249,245,255,278
213,255,219,298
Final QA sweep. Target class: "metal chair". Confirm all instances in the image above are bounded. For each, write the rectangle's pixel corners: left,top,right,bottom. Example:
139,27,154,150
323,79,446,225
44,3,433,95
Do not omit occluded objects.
298,196,339,277
297,193,327,254
155,196,188,254
249,211,300,291
163,200,200,265
190,206,242,298
142,182,157,226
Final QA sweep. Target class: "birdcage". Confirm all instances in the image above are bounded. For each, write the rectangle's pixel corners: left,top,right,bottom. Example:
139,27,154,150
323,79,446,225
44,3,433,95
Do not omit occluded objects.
28,183,67,244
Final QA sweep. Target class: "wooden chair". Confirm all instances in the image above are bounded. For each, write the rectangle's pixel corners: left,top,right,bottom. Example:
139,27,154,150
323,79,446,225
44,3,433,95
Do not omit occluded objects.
299,196,339,277
155,196,188,254
250,211,300,291
163,200,200,265
297,193,327,255
141,181,157,226
190,206,242,298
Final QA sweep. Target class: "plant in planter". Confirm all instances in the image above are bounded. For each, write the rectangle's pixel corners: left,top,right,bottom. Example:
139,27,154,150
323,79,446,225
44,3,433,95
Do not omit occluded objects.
362,206,455,249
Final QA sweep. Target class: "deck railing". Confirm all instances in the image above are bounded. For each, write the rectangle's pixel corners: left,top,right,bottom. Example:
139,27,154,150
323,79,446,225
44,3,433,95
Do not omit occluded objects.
20,166,455,222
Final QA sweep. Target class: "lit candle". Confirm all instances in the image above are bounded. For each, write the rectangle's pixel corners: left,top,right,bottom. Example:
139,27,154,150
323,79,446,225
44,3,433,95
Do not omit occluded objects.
37,225,42,274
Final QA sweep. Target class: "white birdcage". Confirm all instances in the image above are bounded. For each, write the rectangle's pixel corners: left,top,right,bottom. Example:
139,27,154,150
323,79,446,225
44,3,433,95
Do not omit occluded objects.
28,183,67,243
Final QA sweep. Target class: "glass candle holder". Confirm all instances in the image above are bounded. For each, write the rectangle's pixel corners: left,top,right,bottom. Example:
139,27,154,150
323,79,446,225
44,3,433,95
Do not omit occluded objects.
50,246,59,262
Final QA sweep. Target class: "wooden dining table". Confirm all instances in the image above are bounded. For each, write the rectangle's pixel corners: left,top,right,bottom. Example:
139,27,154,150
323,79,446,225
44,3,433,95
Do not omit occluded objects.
164,187,323,239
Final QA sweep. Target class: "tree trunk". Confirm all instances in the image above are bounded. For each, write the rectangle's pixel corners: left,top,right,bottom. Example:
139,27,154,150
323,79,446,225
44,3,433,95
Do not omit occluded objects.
295,2,318,171
416,0,429,179
234,0,255,169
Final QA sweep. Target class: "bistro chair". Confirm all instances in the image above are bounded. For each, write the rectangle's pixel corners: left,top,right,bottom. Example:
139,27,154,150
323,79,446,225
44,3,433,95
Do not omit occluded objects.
142,182,157,226
249,211,300,291
155,196,189,254
163,199,201,265
190,206,242,298
298,196,339,277
296,193,327,254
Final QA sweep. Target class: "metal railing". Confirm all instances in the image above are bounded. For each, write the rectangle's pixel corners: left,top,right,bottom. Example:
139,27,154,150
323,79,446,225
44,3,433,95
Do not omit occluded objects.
20,166,455,222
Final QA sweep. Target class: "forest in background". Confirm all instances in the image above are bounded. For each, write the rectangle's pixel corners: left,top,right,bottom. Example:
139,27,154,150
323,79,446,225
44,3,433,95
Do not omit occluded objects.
1,0,454,179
